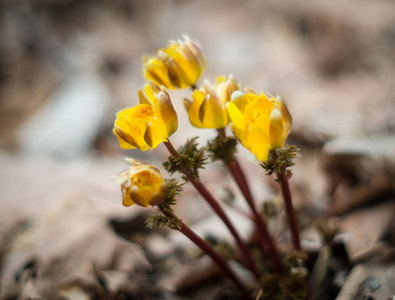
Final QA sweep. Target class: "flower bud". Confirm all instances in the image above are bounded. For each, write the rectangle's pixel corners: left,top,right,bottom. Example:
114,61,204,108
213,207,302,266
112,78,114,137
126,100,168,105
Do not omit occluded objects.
227,89,293,162
115,159,168,208
184,75,239,129
113,81,178,151
143,36,206,89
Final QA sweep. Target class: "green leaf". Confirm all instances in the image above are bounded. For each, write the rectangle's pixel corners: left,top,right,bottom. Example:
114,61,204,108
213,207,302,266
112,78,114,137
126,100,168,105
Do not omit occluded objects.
159,178,184,213
261,145,300,175
163,137,208,180
207,135,238,164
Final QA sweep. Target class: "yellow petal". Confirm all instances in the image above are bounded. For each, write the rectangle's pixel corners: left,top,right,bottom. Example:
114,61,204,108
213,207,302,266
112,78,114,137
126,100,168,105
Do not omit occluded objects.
144,83,178,137
113,126,138,150
269,109,285,149
276,97,293,136
147,80,162,95
129,168,167,207
216,75,239,106
144,83,158,106
230,123,245,145
230,91,250,114
178,42,201,80
215,76,227,85
198,97,208,124
216,81,232,105
227,100,245,128
130,185,148,207
243,98,273,124
247,127,270,162
200,93,227,128
144,121,168,150
188,90,206,128
113,105,154,151
157,91,178,136
122,188,135,207
138,89,150,105
184,36,207,72
143,57,176,89
167,56,192,89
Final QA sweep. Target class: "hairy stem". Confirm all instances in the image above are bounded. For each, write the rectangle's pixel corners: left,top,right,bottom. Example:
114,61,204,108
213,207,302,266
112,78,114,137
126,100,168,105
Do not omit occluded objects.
161,209,250,298
270,149,301,250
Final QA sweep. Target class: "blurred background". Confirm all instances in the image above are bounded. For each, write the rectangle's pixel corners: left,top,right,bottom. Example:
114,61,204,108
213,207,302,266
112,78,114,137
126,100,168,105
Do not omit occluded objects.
1,0,394,299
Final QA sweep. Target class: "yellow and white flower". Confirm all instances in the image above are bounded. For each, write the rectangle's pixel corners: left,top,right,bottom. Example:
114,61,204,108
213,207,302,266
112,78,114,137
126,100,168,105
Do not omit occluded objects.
143,36,206,89
113,81,178,151
115,158,168,207
184,75,239,129
227,88,292,162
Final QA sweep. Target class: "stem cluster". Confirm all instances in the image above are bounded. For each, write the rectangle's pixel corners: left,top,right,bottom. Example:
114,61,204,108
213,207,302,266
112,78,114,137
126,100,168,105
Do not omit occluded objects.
155,135,301,297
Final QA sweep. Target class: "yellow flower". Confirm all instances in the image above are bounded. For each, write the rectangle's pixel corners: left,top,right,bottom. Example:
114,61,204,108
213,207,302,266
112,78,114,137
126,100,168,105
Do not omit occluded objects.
113,81,178,151
184,76,240,129
226,88,292,162
143,36,206,89
115,158,168,207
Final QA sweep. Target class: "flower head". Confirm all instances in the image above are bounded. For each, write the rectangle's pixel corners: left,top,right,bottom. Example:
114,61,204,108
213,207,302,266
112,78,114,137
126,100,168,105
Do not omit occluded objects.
226,88,292,162
115,158,168,207
143,36,206,89
113,81,178,151
184,75,240,129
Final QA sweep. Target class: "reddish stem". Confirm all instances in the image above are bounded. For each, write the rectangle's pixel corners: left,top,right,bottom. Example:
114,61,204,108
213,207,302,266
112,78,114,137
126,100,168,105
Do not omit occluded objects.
162,210,250,298
227,159,281,273
217,128,281,273
270,150,301,250
164,140,260,282
164,140,179,157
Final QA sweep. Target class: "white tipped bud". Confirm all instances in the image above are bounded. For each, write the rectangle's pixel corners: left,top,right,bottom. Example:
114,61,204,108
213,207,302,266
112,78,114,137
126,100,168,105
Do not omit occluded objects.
231,90,244,101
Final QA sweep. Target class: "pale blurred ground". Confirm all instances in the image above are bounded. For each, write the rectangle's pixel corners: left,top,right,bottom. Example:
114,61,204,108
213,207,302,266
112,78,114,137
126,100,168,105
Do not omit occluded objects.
0,0,394,298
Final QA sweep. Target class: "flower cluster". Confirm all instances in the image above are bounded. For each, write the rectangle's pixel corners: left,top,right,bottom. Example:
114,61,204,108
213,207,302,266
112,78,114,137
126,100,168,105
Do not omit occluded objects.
113,35,293,207
111,36,302,299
